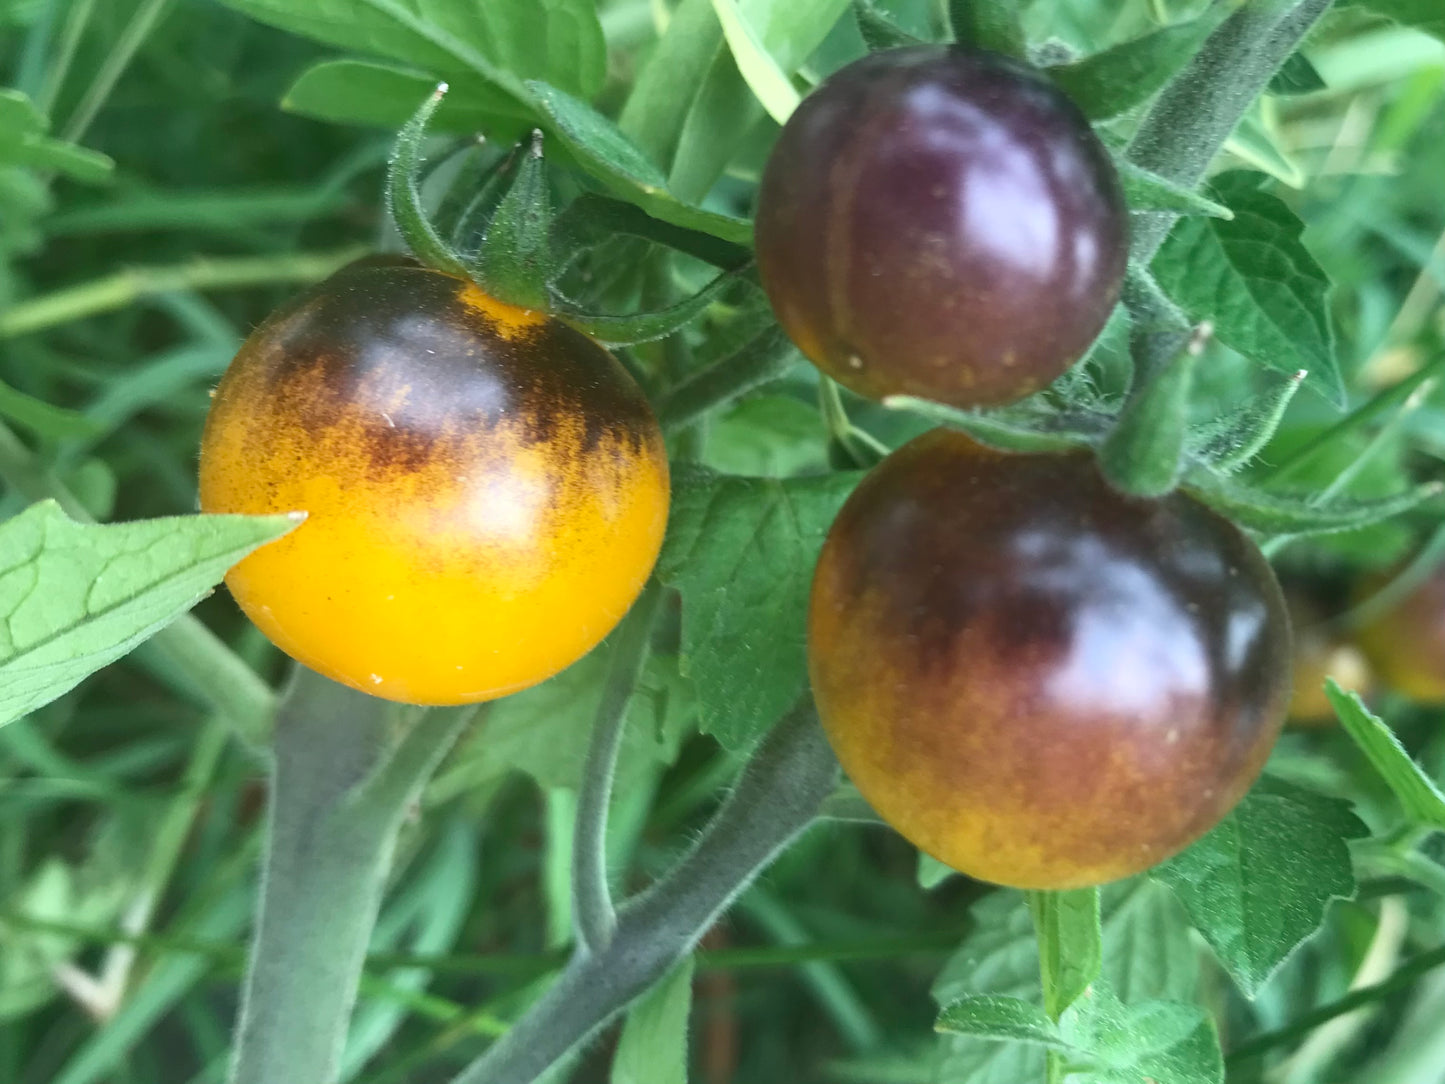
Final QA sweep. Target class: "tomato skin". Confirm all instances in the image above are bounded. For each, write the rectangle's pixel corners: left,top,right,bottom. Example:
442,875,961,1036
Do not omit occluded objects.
199,258,670,706
808,430,1291,889
755,46,1127,409
1357,566,1445,705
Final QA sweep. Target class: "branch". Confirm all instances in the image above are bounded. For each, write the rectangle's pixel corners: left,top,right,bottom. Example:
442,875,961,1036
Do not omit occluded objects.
228,670,475,1084
1125,0,1335,265
448,703,839,1084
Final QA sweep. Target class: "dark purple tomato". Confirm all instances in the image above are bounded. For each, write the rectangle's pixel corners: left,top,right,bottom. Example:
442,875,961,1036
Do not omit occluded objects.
808,430,1291,889
756,46,1128,409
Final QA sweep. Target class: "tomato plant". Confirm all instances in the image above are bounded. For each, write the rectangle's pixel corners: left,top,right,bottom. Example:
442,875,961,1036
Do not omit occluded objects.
199,256,669,705
755,45,1127,408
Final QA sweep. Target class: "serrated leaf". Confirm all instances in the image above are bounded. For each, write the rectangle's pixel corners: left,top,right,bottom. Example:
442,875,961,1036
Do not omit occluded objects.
1060,983,1222,1084
1182,471,1438,536
1048,8,1228,121
611,957,694,1084
215,0,604,103
1117,160,1233,219
656,466,861,748
1152,777,1367,996
524,81,752,244
282,58,529,133
0,502,298,727
1326,681,1445,828
932,892,1046,1084
935,996,1076,1052
1152,171,1341,403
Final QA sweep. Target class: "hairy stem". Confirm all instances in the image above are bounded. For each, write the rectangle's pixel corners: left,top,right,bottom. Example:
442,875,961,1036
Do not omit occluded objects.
1125,0,1335,265
448,703,839,1084
228,670,474,1084
572,582,663,955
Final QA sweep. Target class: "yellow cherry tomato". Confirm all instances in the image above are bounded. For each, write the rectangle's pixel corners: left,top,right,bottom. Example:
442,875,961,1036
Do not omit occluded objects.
199,257,670,705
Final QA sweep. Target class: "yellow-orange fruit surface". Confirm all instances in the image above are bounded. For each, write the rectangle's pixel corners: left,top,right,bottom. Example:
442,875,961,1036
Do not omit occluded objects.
199,257,669,705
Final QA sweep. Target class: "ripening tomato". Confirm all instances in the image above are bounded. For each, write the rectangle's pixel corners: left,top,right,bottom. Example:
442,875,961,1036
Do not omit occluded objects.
755,46,1128,409
199,257,669,706
808,430,1291,889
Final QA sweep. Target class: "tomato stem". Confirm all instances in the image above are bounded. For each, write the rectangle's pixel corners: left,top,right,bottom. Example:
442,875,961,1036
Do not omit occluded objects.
446,702,838,1084
572,580,664,955
228,672,475,1084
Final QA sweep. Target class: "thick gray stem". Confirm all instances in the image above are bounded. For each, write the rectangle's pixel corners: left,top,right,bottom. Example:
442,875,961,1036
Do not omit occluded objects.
449,704,839,1084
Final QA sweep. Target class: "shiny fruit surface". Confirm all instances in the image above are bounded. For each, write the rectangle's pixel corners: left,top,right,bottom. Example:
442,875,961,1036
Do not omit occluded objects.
755,46,1128,409
1357,565,1445,705
199,257,670,706
808,430,1291,889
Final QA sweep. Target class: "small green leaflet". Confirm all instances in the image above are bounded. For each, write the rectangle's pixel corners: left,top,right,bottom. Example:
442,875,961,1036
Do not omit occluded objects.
0,87,113,183
0,502,299,727
657,466,861,749
1326,681,1445,828
935,995,1079,1052
1152,171,1343,404
282,59,530,133
610,956,694,1084
1340,0,1445,41
1152,777,1367,997
712,0,801,125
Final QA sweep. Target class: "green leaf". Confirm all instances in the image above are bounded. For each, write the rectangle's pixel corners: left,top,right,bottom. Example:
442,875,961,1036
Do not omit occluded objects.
935,995,1077,1052
948,0,1025,57
1047,8,1229,121
0,87,43,137
932,892,1046,1084
1059,983,1222,1084
0,379,105,440
611,957,695,1084
282,59,529,133
0,87,113,183
0,502,299,728
1326,682,1445,828
1181,472,1438,536
1268,51,1327,95
473,132,552,311
854,0,924,50
1030,888,1102,1022
883,396,1106,454
215,0,605,104
1151,171,1342,403
712,0,801,124
556,266,758,347
656,466,862,749
1117,160,1233,219
1339,0,1445,42
1100,879,1199,1005
524,81,753,244
1152,777,1367,996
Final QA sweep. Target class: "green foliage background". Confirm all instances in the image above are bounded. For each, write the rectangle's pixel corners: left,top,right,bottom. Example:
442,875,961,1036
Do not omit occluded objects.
3,0,1445,1082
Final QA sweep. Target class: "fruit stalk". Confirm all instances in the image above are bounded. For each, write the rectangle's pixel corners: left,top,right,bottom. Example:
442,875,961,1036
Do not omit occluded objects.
228,670,474,1084
447,703,839,1084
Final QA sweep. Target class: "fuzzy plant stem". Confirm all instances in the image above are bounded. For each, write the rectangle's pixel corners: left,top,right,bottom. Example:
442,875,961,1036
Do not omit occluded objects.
228,669,474,1084
571,580,663,954
1125,0,1336,265
448,703,839,1084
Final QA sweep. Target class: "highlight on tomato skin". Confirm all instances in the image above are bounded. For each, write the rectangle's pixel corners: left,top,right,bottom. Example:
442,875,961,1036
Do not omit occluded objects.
198,257,670,706
807,429,1293,890
755,45,1128,410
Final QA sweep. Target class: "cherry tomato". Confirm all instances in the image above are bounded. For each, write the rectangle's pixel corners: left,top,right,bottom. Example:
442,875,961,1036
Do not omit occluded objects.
1356,564,1445,705
199,257,670,706
1284,590,1371,725
808,430,1291,889
755,46,1128,409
